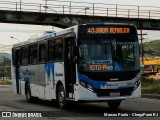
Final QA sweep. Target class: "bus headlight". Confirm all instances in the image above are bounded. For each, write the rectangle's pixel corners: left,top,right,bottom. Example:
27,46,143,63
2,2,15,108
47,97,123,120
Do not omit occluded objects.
133,79,141,90
79,80,93,92
86,83,93,92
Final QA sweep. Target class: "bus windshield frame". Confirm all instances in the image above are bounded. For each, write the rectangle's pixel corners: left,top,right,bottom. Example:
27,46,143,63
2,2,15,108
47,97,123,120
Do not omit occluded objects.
77,24,139,73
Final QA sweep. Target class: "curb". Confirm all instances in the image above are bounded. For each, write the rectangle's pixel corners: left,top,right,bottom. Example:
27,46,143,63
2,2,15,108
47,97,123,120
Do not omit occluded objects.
142,94,160,100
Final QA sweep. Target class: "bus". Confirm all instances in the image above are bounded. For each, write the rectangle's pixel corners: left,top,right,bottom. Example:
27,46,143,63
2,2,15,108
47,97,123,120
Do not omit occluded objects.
11,23,141,109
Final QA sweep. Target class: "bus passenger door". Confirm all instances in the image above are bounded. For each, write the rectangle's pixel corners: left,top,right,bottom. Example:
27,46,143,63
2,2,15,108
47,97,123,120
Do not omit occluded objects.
15,49,21,94
64,37,76,99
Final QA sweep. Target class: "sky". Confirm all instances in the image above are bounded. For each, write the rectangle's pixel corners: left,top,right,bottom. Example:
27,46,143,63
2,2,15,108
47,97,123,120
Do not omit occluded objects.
0,0,160,52
82,0,160,6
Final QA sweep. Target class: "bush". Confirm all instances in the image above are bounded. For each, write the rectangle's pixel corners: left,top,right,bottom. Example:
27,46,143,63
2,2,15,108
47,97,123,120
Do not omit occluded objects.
141,77,154,87
141,77,160,94
0,80,11,85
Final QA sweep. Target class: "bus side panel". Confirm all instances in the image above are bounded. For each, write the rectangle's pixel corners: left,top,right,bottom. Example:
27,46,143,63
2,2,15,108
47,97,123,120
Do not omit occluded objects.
20,80,25,95
20,64,46,98
43,62,65,100
44,85,51,100
50,86,56,100
38,85,45,99
44,63,53,100
54,62,65,89
29,84,45,99
46,63,56,100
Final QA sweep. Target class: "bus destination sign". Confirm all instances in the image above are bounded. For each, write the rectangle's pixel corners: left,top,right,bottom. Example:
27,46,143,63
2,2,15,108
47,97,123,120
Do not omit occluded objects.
87,27,130,34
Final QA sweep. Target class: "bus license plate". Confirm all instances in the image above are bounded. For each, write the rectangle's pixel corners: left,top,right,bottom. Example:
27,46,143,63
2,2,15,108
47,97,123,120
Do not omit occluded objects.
110,92,120,96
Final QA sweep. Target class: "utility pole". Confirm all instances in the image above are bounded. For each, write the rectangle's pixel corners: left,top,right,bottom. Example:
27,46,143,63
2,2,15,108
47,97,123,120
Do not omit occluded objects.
138,30,147,64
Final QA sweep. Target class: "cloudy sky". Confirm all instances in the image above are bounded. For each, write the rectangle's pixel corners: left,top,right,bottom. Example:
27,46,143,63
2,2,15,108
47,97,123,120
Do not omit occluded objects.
0,0,160,52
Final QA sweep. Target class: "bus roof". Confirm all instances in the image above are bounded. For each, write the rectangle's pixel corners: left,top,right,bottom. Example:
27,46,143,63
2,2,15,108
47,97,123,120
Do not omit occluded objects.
12,23,135,48
12,25,78,48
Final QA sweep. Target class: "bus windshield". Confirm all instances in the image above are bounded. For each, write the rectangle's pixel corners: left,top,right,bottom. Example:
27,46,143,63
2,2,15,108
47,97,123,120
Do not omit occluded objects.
78,36,139,72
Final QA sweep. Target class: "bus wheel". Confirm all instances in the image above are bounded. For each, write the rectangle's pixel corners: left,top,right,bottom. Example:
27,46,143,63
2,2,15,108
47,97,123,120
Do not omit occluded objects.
57,85,67,109
25,83,34,103
107,100,121,109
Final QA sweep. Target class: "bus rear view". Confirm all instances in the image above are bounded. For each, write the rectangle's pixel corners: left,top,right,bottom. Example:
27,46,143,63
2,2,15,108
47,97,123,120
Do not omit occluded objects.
76,23,141,108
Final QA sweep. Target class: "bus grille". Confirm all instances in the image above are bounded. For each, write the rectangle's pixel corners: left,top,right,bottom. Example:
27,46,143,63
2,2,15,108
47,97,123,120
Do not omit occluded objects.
94,87,134,97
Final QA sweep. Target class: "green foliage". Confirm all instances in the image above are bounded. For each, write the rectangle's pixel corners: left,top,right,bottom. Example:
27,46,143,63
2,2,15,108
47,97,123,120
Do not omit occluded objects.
0,80,11,85
0,52,11,78
141,77,154,87
142,85,160,94
141,77,160,94
144,40,160,54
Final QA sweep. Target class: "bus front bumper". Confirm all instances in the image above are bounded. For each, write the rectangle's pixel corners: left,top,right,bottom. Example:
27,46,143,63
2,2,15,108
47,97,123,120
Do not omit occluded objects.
74,84,141,101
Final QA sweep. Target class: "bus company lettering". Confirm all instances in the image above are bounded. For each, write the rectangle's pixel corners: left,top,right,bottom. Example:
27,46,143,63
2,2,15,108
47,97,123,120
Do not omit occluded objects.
22,70,35,76
55,73,63,76
89,64,107,71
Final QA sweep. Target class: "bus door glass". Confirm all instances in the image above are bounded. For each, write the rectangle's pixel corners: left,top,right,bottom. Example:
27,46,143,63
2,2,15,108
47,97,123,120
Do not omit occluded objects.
64,37,76,98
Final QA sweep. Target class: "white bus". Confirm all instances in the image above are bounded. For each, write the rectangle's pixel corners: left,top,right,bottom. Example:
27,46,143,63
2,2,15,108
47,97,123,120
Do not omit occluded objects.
11,23,141,109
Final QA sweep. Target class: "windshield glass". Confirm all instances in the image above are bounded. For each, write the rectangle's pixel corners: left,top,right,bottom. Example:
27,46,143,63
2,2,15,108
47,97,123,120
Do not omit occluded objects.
78,36,139,72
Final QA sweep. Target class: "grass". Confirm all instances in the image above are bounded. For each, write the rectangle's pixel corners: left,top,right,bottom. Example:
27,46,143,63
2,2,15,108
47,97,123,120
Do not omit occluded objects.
0,80,11,85
141,77,160,94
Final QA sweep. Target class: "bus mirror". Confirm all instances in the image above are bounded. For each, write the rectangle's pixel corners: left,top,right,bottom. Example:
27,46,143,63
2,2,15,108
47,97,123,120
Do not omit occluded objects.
73,46,81,62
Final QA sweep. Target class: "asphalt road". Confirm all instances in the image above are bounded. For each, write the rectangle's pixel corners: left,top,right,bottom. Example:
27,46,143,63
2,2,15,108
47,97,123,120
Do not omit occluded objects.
0,85,160,120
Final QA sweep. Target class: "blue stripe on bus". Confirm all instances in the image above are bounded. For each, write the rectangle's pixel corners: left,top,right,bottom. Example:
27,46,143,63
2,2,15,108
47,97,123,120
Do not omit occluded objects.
78,73,132,90
20,77,30,81
44,63,54,79
78,72,107,89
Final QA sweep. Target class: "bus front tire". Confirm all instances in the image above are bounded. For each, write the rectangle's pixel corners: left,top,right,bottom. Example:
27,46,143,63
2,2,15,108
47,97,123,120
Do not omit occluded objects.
25,83,34,103
57,85,67,109
107,100,121,109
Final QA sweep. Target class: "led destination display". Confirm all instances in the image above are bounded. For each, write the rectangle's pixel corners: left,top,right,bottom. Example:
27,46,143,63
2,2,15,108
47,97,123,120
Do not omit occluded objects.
87,27,130,34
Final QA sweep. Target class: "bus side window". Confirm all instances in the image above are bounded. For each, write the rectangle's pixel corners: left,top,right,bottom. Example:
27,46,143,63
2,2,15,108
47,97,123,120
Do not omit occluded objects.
39,43,46,63
12,48,21,66
48,40,54,62
29,44,38,64
21,47,28,65
54,44,63,62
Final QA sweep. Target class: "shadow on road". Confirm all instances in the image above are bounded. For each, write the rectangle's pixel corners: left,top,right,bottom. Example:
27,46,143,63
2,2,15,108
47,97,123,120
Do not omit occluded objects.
17,99,127,117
